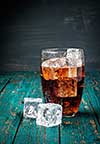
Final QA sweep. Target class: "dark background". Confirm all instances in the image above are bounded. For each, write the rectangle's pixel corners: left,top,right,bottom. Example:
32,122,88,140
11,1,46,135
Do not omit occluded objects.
0,0,100,72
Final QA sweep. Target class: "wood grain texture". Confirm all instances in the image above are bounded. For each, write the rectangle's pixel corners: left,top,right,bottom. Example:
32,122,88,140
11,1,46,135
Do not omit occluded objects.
0,72,35,143
0,1,100,71
0,71,100,144
61,87,100,144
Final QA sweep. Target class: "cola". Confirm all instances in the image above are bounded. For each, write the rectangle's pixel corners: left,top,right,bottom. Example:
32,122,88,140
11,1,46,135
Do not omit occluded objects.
40,57,85,116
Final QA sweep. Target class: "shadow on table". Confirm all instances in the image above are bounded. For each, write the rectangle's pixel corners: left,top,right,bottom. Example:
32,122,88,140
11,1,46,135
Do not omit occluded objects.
62,111,98,127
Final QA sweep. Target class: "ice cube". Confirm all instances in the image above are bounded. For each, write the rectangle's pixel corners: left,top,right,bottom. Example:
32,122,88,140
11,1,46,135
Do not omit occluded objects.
57,78,77,97
41,57,66,80
68,67,77,77
65,48,82,67
36,103,62,127
42,57,66,68
23,98,42,119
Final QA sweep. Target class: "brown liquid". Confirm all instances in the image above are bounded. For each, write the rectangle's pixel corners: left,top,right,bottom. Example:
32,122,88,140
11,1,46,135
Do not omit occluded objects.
41,58,85,116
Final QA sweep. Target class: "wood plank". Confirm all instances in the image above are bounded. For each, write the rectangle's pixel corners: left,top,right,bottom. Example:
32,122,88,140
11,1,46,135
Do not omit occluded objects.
60,79,100,143
0,72,35,144
87,72,100,98
14,72,43,144
86,72,100,122
14,120,59,144
14,72,59,144
86,72,100,88
44,127,60,144
0,72,100,144
86,86,100,124
0,73,14,92
0,78,10,92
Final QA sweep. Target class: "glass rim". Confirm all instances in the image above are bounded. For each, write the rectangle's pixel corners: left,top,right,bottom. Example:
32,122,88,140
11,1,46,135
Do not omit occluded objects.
41,47,85,52
40,47,85,65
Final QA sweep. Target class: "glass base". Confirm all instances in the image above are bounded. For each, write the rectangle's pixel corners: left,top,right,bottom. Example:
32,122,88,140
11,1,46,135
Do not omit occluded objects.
63,112,77,118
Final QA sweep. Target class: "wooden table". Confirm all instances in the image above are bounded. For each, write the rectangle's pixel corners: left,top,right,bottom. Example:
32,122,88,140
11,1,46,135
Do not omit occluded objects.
0,72,100,144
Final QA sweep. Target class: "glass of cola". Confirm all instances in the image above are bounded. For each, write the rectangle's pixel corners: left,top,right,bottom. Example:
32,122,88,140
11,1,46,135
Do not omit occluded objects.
40,48,85,117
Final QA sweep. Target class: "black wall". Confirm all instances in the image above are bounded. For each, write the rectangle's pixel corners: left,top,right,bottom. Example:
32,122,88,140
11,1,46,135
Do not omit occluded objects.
0,0,100,72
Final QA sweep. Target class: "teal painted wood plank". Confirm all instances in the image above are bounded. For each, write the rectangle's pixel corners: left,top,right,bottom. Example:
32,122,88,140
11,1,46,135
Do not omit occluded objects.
28,72,44,99
89,72,100,98
86,72,100,122
14,72,43,144
0,72,15,92
15,72,100,144
86,72,100,91
60,87,100,144
0,72,35,144
36,125,60,144
86,86,100,124
81,88,100,142
0,78,10,92
14,73,59,144
14,119,59,144
0,72,100,144
14,119,38,144
44,126,60,144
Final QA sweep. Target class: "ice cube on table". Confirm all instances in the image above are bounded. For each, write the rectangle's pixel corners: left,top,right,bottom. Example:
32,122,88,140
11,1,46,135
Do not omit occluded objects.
23,98,42,119
36,103,62,127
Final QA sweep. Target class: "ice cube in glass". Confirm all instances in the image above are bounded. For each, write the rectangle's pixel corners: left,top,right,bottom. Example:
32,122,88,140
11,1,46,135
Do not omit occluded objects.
66,48,82,67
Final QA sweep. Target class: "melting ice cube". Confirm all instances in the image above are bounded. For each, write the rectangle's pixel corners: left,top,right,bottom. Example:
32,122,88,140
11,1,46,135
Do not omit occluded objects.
36,103,62,127
23,98,42,119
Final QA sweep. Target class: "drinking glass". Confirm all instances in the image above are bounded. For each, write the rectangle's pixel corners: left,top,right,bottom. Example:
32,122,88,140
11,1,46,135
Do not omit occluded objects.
40,48,85,117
